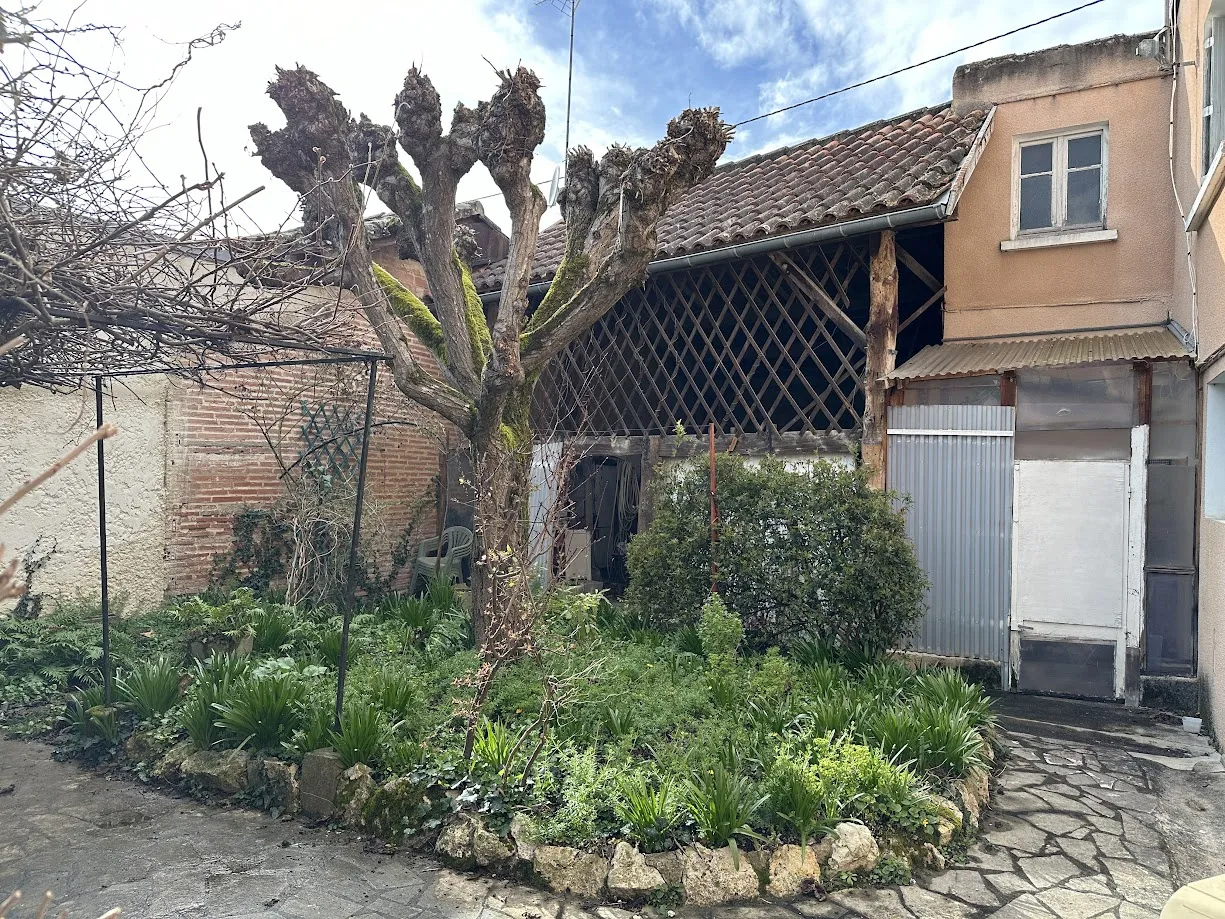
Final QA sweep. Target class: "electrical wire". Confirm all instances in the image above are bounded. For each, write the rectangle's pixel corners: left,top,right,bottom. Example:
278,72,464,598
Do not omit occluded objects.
732,0,1107,128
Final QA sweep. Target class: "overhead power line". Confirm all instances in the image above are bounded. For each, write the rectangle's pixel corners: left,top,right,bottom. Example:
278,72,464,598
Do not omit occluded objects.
732,0,1107,128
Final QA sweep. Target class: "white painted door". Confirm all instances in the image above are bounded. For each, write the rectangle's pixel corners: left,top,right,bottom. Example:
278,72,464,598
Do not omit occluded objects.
1012,460,1130,697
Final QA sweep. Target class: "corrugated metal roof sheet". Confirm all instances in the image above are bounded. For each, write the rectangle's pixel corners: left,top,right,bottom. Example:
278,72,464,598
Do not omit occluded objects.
890,326,1190,381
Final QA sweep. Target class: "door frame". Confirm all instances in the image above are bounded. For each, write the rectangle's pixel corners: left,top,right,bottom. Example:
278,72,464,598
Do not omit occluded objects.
1006,425,1148,701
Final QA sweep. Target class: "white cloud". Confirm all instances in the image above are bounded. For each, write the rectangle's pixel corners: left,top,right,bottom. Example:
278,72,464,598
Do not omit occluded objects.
35,0,654,233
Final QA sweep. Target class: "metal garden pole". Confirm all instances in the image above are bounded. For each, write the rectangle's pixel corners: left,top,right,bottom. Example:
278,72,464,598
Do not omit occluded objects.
94,376,112,705
334,359,378,731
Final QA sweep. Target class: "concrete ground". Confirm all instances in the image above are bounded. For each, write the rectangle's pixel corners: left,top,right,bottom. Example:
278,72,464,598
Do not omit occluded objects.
1,698,1223,919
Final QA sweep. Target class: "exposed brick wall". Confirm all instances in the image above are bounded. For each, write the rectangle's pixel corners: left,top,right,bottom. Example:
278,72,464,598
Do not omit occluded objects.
165,256,447,598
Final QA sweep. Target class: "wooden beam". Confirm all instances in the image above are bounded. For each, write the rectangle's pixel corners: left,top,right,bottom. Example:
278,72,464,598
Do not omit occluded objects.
769,251,868,350
895,243,942,294
897,285,944,336
862,230,899,489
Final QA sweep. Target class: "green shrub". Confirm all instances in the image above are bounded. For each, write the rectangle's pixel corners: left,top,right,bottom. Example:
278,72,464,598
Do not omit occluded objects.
616,772,679,853
214,672,306,750
532,746,626,846
783,733,938,836
914,669,996,734
331,703,387,768
181,654,252,750
765,751,837,848
627,456,927,658
116,656,181,720
173,589,259,645
697,593,742,660
682,761,766,848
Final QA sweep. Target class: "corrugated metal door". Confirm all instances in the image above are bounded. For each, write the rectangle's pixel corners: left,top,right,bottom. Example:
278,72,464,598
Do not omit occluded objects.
887,405,1014,673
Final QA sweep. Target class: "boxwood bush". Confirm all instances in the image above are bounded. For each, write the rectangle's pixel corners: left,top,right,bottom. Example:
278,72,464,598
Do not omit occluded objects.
626,455,928,657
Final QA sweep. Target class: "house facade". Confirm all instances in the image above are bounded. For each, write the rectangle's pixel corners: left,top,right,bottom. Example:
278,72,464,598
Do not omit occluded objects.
888,35,1197,706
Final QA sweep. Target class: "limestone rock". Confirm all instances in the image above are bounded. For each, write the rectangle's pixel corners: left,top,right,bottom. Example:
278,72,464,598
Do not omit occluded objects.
644,850,683,886
826,823,880,876
180,749,252,795
811,835,834,867
336,763,375,828
509,812,539,863
965,766,991,810
436,816,477,868
931,795,964,846
918,842,946,872
300,748,344,819
607,841,666,901
262,758,299,815
680,844,761,906
473,824,515,870
766,844,821,898
123,730,165,764
533,845,609,898
364,776,424,842
152,740,193,780
953,780,981,831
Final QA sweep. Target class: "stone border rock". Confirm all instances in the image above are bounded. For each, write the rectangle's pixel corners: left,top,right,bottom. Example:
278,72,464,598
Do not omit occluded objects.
114,730,998,908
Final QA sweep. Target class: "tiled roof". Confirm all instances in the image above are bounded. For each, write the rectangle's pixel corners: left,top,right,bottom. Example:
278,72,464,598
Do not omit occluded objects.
471,102,990,293
890,326,1191,381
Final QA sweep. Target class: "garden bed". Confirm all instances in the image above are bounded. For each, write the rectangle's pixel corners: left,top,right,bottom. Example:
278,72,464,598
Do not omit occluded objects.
0,459,999,907
1,586,997,908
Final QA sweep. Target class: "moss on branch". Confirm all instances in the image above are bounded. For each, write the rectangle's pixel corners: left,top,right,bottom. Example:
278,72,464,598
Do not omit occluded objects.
456,252,492,374
373,262,446,360
525,251,589,335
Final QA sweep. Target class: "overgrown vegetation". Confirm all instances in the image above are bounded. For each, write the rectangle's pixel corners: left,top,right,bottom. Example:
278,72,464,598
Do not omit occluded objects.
1,458,993,878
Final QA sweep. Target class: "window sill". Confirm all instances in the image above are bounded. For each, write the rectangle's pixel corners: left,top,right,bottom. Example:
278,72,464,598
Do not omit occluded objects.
1000,228,1118,252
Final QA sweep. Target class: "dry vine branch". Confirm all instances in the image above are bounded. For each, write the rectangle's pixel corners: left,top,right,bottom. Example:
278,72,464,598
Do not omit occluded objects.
249,60,732,650
0,8,349,388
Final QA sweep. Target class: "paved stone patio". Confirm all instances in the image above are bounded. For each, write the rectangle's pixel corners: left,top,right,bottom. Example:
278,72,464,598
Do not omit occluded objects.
2,700,1223,919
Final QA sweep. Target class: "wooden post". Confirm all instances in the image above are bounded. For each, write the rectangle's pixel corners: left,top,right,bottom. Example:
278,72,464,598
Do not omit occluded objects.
863,230,898,489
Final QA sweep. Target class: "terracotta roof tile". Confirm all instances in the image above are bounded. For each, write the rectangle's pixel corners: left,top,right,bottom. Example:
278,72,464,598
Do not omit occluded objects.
471,102,988,293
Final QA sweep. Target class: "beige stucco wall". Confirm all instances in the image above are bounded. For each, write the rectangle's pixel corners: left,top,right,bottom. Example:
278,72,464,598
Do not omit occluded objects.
946,44,1176,338
1172,0,1225,746
0,378,170,614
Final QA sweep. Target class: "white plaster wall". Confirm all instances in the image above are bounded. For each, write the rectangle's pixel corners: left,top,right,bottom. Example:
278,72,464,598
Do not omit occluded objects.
0,378,170,613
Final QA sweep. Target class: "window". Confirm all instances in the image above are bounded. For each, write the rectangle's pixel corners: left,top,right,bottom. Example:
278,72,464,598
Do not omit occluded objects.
1205,16,1225,176
1015,127,1106,235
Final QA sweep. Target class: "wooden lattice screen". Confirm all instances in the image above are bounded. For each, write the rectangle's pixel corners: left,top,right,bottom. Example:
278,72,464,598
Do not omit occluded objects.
534,232,943,437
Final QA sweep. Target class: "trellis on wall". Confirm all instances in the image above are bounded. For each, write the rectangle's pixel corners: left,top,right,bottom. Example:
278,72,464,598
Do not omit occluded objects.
533,226,945,438
300,400,360,480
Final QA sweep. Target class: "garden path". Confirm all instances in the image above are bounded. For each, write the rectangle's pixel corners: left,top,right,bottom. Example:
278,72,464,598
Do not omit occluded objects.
1,699,1224,919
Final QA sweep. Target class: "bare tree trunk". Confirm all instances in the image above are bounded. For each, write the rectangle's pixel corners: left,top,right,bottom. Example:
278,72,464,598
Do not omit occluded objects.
468,382,533,649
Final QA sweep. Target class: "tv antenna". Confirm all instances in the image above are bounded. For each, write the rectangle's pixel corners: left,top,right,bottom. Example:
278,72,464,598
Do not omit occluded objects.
535,0,581,167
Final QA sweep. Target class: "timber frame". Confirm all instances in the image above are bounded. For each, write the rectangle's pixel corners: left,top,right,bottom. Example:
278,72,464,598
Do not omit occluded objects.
533,222,947,486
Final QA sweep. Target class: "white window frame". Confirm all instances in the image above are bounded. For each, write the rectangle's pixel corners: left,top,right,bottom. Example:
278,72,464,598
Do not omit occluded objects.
1009,123,1109,241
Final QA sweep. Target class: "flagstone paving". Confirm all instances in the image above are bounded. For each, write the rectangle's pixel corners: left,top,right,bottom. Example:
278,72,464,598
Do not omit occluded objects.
2,703,1224,919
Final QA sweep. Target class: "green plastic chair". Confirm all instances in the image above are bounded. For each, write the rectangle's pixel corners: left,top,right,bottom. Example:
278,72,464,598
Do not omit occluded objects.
412,526,473,593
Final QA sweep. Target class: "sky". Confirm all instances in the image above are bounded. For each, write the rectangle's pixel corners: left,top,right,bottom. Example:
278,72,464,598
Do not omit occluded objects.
39,0,1163,235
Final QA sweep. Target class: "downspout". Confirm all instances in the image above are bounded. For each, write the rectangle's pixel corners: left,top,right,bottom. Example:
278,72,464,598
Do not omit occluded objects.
478,196,952,305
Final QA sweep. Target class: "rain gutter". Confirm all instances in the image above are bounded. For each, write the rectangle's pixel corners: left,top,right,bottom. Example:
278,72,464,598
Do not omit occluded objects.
478,193,952,305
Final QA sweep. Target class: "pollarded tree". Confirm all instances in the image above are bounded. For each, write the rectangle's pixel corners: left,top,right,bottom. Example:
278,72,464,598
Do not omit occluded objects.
250,65,730,649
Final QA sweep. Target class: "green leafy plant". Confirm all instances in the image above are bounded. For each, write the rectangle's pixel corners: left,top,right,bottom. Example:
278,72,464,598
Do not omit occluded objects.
370,665,419,723
115,656,181,721
627,456,927,657
697,593,742,661
331,703,388,768
765,751,837,851
214,672,306,751
682,761,766,849
472,717,524,778
601,705,635,741
285,701,333,760
58,685,106,735
173,589,259,646
251,604,297,653
616,772,679,853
